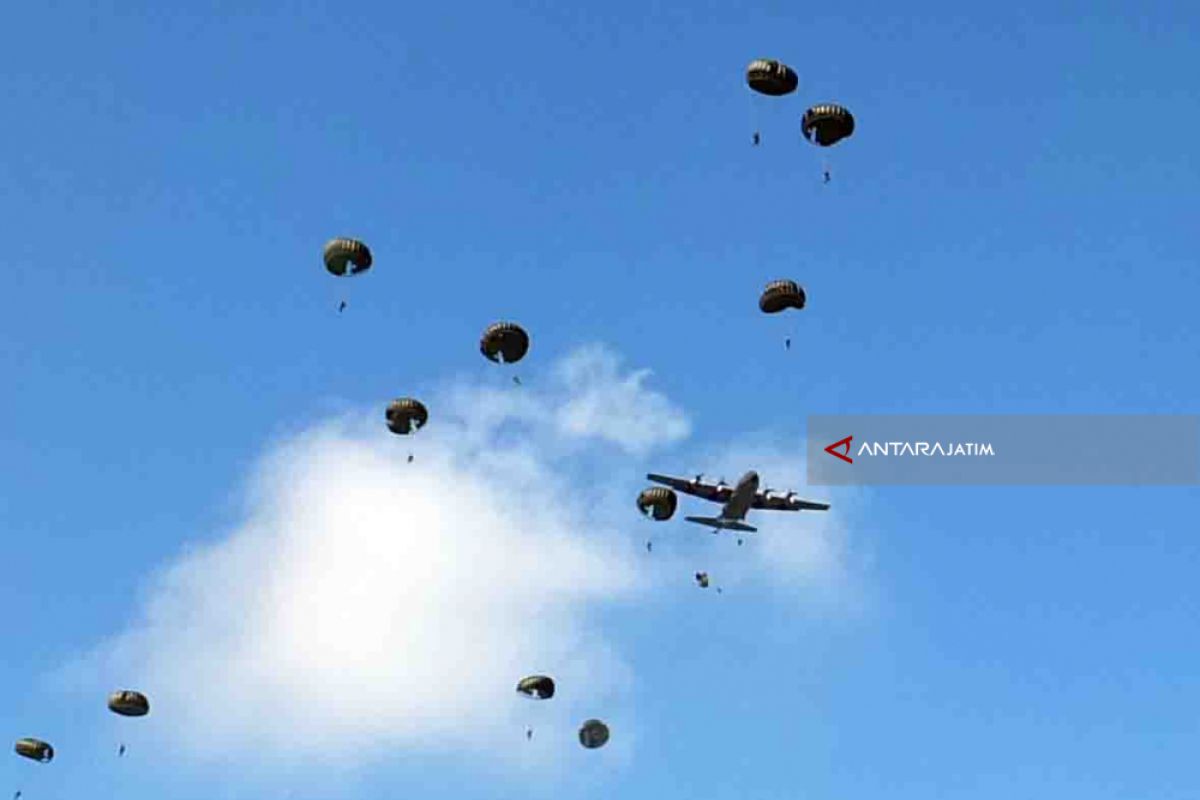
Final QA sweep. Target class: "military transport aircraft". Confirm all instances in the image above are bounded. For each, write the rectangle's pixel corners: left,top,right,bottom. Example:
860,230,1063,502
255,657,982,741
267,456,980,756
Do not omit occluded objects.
646,470,830,533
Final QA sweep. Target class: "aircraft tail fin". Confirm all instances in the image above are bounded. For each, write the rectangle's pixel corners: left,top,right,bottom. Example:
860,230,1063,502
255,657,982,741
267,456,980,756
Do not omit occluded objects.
684,516,757,533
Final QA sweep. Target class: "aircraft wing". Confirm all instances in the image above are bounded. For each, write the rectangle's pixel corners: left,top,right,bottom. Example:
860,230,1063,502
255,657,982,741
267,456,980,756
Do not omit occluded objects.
751,492,831,512
646,473,734,503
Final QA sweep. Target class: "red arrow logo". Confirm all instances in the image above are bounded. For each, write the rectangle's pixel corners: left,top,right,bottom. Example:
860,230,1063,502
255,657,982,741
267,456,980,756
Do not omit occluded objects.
824,435,854,464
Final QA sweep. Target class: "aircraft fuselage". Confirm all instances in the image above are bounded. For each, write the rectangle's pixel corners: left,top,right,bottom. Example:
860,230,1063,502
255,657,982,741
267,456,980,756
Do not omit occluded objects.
721,470,760,521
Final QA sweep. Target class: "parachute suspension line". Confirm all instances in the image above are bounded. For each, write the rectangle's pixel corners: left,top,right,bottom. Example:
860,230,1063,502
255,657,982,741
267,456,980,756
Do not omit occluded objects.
820,65,841,184
747,89,759,147
327,276,340,314
327,265,352,314
787,305,796,352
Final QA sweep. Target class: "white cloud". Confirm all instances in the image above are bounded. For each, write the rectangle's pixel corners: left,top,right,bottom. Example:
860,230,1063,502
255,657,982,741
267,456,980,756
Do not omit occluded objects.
66,346,858,773
550,344,691,454
71,345,682,769
436,344,689,460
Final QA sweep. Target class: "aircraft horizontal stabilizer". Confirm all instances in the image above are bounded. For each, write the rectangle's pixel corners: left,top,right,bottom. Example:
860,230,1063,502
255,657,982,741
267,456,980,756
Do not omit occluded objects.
685,516,757,533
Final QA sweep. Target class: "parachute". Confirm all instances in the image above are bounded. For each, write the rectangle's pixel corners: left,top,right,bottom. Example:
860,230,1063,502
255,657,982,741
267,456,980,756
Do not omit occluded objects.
801,104,855,147
322,238,373,276
759,280,807,314
578,719,610,749
13,740,52,763
386,398,429,435
745,59,798,96
516,675,555,700
745,59,798,146
480,322,529,365
107,690,149,717
636,487,677,521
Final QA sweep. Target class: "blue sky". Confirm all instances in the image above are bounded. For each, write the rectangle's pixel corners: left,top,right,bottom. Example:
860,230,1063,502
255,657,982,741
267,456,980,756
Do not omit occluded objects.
2,1,1199,798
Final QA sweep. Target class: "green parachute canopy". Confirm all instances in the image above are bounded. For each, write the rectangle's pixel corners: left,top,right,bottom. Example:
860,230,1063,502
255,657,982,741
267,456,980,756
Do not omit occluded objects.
386,398,429,435
107,690,150,717
759,280,807,313
14,738,53,763
578,719,610,749
516,675,555,700
636,487,677,521
323,238,373,277
480,322,530,365
745,59,798,96
801,104,855,147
